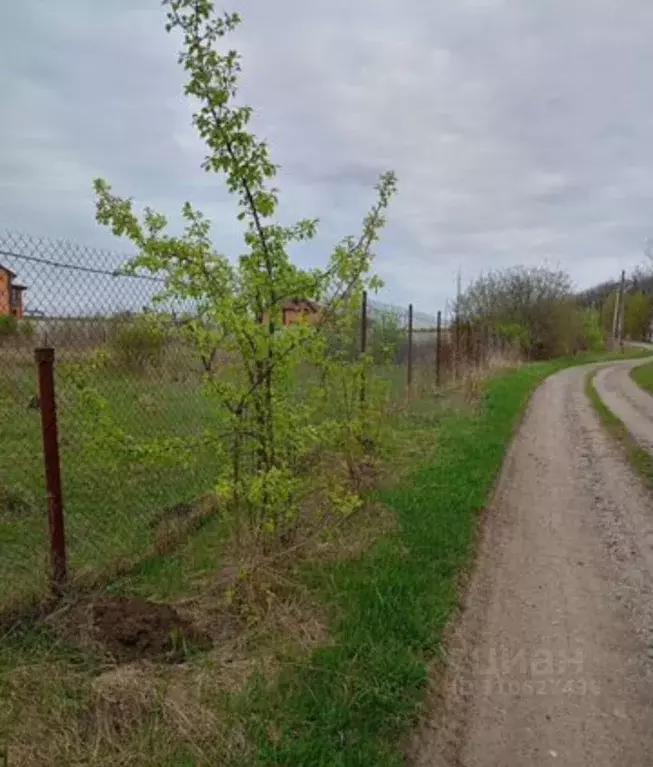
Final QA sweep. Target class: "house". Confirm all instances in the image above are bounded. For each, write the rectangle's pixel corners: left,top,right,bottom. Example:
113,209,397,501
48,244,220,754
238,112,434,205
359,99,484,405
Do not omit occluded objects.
281,299,322,326
0,265,26,319
262,300,322,327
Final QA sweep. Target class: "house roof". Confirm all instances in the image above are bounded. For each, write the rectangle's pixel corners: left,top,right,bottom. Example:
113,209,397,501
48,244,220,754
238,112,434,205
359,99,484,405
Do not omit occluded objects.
0,264,16,277
284,299,320,312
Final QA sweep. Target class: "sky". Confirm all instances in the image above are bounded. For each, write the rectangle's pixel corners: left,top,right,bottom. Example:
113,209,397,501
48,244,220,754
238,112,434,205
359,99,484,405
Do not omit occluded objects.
2,0,653,316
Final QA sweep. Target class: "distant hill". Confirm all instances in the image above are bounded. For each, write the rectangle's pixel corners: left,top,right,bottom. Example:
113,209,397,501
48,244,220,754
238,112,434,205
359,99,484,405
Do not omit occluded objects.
578,270,653,307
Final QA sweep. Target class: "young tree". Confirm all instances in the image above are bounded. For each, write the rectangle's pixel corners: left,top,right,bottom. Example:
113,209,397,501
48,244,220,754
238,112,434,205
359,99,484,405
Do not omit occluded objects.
89,0,397,548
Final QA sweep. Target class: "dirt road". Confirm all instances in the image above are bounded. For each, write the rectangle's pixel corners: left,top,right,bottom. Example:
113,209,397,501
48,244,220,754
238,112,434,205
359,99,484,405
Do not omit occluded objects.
413,358,653,767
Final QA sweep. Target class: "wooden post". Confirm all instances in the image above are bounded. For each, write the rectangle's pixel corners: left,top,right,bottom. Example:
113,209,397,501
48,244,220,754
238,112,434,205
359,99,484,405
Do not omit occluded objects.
617,269,626,352
35,347,67,592
435,309,442,388
612,270,624,350
407,304,414,392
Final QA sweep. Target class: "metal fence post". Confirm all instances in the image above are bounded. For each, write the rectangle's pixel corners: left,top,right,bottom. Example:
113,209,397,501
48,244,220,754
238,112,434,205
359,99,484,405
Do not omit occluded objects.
436,309,442,388
35,347,67,592
360,291,368,406
407,303,414,392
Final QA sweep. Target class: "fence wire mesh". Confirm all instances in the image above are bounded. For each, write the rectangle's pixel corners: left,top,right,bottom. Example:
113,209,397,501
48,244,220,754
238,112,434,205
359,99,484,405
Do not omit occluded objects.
0,230,512,608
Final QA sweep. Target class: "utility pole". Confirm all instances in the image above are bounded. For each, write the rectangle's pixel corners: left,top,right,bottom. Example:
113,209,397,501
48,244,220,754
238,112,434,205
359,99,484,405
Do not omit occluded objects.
617,269,626,352
612,270,624,350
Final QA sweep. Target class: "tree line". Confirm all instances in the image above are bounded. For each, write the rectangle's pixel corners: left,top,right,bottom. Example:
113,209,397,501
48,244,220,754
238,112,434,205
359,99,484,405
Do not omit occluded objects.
454,259,653,362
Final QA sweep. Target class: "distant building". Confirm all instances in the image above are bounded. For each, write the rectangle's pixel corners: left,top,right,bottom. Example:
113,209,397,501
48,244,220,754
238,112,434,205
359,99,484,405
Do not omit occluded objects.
0,265,26,319
263,300,322,327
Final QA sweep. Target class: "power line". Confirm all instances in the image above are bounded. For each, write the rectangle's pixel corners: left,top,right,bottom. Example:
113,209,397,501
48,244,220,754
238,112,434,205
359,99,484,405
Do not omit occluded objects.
0,248,165,283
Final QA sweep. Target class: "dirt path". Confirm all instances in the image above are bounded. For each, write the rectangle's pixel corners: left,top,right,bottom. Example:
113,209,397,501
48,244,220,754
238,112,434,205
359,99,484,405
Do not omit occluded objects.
412,359,653,767
594,358,653,453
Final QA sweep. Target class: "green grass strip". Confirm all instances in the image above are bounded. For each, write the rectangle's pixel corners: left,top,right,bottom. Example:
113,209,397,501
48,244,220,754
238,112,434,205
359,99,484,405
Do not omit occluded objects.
586,367,653,489
248,349,652,767
631,359,653,396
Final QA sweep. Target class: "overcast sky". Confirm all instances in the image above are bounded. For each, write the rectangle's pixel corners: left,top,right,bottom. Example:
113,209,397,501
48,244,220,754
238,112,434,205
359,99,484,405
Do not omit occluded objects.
2,0,653,315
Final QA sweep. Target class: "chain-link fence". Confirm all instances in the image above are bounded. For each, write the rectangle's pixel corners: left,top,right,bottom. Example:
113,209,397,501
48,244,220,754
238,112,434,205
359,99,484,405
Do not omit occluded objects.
0,232,221,610
0,230,515,610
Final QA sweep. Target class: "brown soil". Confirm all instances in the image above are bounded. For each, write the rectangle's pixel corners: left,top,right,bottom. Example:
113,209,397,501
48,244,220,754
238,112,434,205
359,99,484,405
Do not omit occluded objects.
91,597,212,662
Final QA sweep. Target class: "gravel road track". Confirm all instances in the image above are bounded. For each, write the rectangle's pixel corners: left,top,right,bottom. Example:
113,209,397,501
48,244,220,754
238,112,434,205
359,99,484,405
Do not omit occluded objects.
412,357,653,767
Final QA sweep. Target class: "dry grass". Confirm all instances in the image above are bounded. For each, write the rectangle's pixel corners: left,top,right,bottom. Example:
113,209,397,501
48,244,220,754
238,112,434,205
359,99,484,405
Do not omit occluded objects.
0,532,336,767
307,501,398,564
0,472,399,766
2,655,250,766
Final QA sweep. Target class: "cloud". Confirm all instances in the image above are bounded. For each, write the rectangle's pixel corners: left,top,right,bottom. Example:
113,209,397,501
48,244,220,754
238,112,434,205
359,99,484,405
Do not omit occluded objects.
2,0,653,316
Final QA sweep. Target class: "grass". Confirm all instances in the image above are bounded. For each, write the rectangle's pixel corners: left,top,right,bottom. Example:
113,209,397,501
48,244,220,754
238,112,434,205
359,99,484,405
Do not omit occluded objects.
0,362,224,609
0,358,448,766
586,361,653,488
631,359,653,395
0,352,447,611
240,348,653,767
2,347,650,766
0,622,252,766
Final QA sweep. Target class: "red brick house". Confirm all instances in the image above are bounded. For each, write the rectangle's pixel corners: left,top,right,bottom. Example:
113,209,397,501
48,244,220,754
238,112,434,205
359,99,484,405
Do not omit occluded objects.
0,265,26,319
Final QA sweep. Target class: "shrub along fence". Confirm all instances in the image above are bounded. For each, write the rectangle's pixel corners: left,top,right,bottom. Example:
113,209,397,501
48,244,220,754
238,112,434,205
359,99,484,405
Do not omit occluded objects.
0,230,513,608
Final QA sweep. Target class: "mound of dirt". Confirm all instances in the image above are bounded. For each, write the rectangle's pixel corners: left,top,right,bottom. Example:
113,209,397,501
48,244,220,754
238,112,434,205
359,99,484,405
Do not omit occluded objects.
91,597,211,662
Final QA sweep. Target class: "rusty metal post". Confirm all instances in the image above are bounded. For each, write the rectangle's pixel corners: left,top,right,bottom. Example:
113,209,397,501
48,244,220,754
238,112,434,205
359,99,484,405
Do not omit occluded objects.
407,303,414,391
360,291,368,406
35,347,67,591
436,309,442,388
